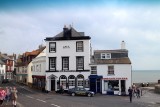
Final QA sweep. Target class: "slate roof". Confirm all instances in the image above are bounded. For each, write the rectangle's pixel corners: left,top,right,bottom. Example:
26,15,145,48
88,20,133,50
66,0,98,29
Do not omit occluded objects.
45,27,91,41
94,49,128,53
0,59,5,65
91,49,131,64
92,57,131,64
0,54,12,60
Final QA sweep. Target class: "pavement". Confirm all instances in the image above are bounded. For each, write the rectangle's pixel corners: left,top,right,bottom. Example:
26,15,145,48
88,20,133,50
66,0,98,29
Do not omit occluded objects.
133,87,160,107
18,85,160,107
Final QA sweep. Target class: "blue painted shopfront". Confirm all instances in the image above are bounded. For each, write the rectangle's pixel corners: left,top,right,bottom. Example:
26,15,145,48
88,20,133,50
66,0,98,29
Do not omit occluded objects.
89,75,103,93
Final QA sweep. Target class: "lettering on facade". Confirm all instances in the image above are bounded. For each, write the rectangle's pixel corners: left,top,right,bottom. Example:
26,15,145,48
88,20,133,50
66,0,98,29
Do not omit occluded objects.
102,77,128,80
63,46,70,49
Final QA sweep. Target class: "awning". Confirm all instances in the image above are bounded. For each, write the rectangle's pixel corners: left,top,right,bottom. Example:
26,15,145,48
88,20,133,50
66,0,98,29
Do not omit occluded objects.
89,75,103,79
32,75,45,79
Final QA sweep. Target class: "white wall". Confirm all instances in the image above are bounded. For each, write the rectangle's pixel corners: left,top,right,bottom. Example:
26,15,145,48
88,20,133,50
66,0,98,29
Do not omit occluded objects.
46,40,90,71
46,71,90,91
27,62,33,83
28,48,46,83
45,40,91,91
32,56,46,76
0,64,6,79
94,64,132,94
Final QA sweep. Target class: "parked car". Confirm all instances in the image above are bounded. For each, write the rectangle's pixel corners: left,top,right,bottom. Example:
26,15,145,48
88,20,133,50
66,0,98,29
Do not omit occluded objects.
2,79,9,84
68,87,94,97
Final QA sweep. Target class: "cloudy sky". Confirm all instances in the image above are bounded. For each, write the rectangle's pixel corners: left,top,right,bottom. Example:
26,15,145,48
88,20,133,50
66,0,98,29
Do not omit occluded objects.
0,0,160,70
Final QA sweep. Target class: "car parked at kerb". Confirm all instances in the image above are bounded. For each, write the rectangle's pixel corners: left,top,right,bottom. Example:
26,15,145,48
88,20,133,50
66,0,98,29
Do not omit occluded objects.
68,87,94,97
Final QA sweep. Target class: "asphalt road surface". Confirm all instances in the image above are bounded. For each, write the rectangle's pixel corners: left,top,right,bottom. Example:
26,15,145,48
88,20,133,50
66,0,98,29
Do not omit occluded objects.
0,81,158,107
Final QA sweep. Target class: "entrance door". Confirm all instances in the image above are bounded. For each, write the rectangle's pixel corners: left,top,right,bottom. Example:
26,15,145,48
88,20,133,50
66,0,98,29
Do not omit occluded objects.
90,79,96,93
96,79,101,93
121,80,126,95
51,79,55,91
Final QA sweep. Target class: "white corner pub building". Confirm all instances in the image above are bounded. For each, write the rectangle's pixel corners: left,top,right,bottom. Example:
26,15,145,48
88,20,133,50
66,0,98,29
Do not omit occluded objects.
45,26,91,92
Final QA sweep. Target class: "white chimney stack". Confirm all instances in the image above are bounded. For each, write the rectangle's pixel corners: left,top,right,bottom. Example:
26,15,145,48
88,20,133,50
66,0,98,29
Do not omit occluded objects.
121,40,125,49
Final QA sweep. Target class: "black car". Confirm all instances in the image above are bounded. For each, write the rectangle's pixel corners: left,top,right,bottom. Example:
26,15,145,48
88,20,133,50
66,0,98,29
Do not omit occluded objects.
68,87,94,97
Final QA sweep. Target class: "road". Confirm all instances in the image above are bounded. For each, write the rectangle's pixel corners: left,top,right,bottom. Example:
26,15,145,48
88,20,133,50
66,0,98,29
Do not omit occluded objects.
1,81,159,107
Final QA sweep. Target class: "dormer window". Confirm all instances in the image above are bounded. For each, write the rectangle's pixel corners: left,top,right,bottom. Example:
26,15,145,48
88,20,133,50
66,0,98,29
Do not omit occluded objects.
49,42,56,53
101,53,111,59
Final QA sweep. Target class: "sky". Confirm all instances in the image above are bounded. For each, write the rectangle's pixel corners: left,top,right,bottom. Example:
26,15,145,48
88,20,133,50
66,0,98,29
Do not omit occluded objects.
0,0,160,70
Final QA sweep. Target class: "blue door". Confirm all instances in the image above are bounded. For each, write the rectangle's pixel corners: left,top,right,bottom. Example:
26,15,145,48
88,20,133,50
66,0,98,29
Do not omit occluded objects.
89,75,103,93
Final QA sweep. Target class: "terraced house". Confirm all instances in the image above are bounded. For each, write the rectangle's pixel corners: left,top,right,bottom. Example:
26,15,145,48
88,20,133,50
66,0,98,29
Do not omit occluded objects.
0,53,15,80
16,49,42,84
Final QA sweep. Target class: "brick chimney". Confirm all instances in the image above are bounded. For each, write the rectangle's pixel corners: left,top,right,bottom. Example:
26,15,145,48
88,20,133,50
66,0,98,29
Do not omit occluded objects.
63,25,71,38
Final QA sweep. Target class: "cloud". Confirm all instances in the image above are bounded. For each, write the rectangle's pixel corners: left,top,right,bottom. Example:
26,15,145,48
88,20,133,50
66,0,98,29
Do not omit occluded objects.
0,4,160,70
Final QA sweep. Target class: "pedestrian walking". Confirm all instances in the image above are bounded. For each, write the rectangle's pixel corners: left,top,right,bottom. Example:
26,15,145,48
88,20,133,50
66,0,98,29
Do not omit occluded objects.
0,87,6,106
136,87,140,98
11,87,18,107
60,84,64,94
128,87,133,103
5,87,11,103
132,84,136,97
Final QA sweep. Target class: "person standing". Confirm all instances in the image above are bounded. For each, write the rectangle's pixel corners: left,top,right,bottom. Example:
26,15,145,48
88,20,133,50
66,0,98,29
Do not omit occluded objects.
0,87,6,106
128,87,133,103
5,87,11,103
136,87,140,98
11,87,18,107
0,88,3,106
60,84,64,94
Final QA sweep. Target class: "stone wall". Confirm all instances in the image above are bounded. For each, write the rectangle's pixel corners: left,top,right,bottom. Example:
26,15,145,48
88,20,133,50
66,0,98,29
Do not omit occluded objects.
155,85,160,94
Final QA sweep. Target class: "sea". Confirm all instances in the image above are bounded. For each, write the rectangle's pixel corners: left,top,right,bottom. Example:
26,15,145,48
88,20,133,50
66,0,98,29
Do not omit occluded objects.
132,70,160,83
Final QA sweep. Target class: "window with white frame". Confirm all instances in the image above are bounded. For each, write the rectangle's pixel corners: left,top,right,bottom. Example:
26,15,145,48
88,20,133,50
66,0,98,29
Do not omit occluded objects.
77,75,84,87
36,65,39,72
76,56,84,70
78,80,83,86
49,42,56,52
101,53,111,59
76,41,83,52
62,57,69,70
60,75,67,89
108,65,114,75
68,75,75,86
85,80,89,88
91,66,97,74
49,57,56,71
39,64,41,72
69,80,75,86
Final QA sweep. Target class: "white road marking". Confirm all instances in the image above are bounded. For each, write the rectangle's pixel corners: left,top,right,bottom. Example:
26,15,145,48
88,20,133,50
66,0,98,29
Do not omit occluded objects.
36,99,46,103
51,104,61,107
149,102,156,104
26,95,34,99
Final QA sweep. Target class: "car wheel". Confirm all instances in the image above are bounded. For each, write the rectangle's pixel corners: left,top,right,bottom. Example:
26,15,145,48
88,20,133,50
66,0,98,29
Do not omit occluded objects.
87,93,91,97
71,93,75,96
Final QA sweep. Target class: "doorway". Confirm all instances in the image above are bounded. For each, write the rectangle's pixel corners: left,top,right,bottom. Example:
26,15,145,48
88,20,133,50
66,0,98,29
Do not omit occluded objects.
51,78,55,91
96,79,101,93
121,80,126,95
